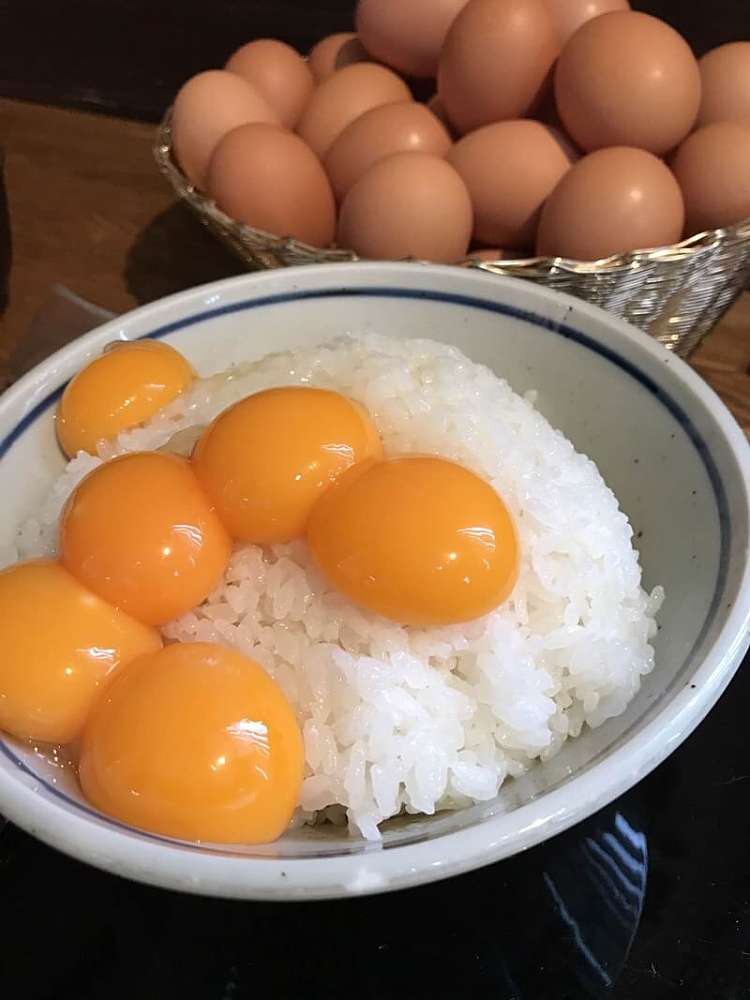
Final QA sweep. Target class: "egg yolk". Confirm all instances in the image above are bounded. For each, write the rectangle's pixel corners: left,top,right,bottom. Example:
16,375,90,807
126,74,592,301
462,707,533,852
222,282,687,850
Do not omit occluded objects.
60,452,232,626
0,560,162,744
192,386,383,543
56,340,195,457
307,456,519,626
78,642,304,844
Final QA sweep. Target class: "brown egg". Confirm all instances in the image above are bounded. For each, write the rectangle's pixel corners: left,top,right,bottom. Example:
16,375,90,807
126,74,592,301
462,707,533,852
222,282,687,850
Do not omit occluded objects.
225,39,314,128
172,71,280,189
698,42,750,126
671,122,750,235
543,0,630,44
338,151,472,261
438,0,559,134
206,123,336,248
355,0,470,78
536,147,684,260
308,33,371,82
554,12,701,154
448,120,575,247
427,94,453,130
297,63,412,158
325,101,452,201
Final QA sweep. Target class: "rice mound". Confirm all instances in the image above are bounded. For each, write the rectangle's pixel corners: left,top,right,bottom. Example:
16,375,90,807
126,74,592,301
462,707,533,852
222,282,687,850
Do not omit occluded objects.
15,333,662,840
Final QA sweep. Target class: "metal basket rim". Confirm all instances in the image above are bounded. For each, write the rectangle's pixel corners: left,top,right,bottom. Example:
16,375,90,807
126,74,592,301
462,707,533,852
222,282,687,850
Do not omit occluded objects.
153,107,750,274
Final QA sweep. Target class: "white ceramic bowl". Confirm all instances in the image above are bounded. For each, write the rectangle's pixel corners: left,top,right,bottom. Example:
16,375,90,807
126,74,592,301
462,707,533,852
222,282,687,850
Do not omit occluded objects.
1,263,748,900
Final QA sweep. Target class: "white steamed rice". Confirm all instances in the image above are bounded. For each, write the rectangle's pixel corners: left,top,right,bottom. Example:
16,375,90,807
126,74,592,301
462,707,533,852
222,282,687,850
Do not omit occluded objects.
12,333,662,840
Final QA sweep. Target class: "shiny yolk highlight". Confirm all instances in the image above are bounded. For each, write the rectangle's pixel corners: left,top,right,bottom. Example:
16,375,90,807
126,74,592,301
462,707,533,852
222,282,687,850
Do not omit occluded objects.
79,642,304,844
0,560,162,744
56,340,195,457
307,455,519,626
60,452,232,626
192,386,383,543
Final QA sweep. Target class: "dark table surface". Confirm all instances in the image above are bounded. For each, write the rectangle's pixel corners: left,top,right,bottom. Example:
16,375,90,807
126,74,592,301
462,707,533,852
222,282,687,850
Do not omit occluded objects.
1,2,750,998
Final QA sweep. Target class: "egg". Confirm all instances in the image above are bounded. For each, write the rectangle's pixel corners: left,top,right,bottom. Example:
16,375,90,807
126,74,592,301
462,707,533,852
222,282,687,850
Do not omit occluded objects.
225,39,314,128
60,452,232,626
324,101,452,201
671,122,750,234
355,0,470,78
554,11,701,154
543,0,630,44
338,151,473,261
206,123,336,247
308,456,519,625
438,0,560,134
79,642,304,844
296,62,412,158
698,42,750,126
536,147,685,260
172,70,280,188
0,560,161,744
56,340,195,458
427,93,453,131
448,120,575,247
308,32,371,82
192,387,383,544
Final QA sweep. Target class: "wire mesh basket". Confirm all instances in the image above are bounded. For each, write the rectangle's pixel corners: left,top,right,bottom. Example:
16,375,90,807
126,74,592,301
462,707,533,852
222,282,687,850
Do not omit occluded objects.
155,111,750,358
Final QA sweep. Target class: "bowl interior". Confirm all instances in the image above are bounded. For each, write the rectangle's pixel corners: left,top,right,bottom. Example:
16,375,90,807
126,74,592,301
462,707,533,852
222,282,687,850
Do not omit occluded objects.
0,264,745,871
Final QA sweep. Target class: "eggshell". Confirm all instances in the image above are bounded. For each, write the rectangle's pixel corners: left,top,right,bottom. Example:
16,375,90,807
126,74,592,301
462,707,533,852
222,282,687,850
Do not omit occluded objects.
172,71,280,189
543,0,630,44
438,0,560,134
698,42,750,126
448,120,575,247
338,151,473,261
225,39,314,128
297,63,412,158
308,33,371,82
554,11,701,154
324,101,452,201
206,123,336,248
536,147,685,260
355,0,470,78
671,122,750,234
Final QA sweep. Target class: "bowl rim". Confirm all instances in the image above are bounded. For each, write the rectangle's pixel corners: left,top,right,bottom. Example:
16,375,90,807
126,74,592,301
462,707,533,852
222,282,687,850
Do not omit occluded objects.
1,262,749,900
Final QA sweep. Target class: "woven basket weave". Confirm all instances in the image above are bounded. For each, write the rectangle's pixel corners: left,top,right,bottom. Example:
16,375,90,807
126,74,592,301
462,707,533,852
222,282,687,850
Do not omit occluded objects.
155,111,750,358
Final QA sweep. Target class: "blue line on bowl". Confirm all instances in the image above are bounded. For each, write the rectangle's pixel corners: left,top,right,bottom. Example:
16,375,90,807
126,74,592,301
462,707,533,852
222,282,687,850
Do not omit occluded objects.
0,286,731,855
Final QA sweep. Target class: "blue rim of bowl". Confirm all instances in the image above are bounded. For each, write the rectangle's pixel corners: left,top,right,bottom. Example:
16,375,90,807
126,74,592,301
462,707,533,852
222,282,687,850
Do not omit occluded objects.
0,285,731,855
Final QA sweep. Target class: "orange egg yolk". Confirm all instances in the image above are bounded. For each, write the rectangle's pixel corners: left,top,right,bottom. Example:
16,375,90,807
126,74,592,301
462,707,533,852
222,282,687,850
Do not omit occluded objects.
56,340,195,457
78,642,304,844
192,386,383,543
0,559,162,744
60,452,232,626
308,455,519,626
